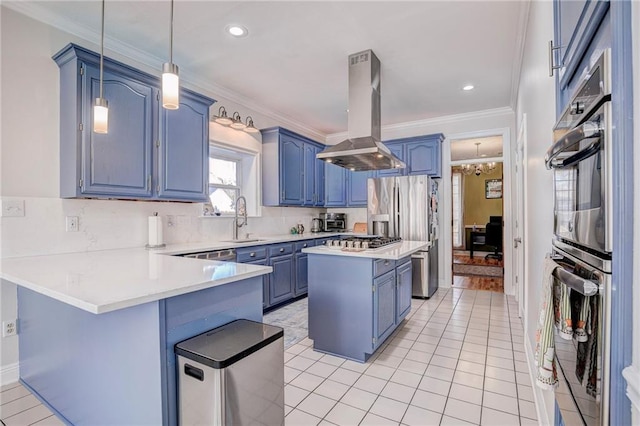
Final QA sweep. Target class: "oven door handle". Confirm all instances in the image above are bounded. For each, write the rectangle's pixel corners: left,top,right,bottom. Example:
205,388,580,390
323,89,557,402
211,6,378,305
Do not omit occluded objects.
556,139,601,168
553,266,600,296
545,121,602,169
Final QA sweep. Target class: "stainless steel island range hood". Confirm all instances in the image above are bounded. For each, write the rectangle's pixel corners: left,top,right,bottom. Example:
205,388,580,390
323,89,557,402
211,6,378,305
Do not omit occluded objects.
316,50,405,171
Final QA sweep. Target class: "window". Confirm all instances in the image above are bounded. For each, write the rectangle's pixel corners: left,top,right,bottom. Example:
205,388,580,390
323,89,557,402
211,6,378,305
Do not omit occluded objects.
208,155,241,214
452,172,463,248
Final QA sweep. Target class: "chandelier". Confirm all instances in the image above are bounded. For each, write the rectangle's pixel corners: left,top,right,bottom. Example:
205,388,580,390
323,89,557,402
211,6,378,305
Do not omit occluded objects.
460,142,497,176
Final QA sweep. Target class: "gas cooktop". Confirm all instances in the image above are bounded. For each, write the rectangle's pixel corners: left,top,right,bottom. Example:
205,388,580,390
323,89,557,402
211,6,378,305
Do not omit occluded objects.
342,236,402,249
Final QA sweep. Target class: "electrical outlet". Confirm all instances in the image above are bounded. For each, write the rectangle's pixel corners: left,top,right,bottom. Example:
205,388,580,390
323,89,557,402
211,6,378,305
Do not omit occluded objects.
66,216,79,232
2,320,17,337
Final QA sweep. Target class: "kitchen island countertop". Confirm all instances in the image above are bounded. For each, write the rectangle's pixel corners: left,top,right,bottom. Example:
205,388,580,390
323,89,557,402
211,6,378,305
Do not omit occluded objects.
302,240,429,260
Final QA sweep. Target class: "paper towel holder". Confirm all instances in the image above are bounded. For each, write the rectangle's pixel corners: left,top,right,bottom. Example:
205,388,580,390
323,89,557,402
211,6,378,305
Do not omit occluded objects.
146,212,167,250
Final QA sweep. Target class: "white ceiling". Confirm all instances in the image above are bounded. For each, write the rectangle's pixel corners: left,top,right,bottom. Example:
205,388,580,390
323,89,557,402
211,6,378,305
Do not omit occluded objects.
451,136,504,161
6,1,528,138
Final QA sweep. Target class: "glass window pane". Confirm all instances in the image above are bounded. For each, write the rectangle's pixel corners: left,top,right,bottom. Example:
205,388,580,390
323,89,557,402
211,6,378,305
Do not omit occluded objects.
209,187,238,214
209,157,237,186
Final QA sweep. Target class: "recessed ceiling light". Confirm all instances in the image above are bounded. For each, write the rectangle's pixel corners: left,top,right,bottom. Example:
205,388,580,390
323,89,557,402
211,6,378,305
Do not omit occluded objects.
480,154,487,157
226,25,248,38
463,85,474,91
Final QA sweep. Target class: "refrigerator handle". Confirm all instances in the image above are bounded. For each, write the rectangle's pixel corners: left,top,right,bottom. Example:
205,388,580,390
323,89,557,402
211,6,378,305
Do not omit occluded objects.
394,184,400,237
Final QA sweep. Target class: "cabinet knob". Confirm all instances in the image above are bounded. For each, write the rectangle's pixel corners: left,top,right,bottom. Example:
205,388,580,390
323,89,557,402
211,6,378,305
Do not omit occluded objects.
303,243,308,248
250,252,256,257
279,248,285,253
384,260,390,266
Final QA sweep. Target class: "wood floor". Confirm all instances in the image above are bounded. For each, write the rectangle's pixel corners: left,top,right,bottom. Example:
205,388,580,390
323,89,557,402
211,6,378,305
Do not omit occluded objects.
452,252,504,292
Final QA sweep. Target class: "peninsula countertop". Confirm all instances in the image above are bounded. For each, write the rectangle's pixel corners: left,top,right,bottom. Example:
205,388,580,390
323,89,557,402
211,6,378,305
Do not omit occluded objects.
0,248,272,314
302,240,430,260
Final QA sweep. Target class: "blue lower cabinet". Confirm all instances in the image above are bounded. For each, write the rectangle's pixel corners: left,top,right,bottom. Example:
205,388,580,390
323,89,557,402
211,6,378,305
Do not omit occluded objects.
396,259,412,322
373,270,397,347
269,254,294,305
295,252,308,296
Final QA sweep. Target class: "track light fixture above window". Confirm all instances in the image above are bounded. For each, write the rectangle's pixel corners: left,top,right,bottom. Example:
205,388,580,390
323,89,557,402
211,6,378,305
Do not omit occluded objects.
162,0,179,110
93,0,108,134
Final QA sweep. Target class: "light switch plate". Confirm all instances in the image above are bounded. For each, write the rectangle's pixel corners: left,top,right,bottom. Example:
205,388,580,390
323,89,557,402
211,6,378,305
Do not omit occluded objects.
1,199,25,217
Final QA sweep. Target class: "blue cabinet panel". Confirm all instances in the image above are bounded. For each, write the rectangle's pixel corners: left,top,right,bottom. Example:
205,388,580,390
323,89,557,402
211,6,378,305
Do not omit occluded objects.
158,92,210,201
347,171,373,207
280,135,305,205
261,127,326,207
247,258,270,310
324,163,348,207
377,143,405,177
269,254,294,305
81,65,154,198
295,252,308,296
554,0,610,113
406,139,441,177
373,270,396,347
396,259,412,322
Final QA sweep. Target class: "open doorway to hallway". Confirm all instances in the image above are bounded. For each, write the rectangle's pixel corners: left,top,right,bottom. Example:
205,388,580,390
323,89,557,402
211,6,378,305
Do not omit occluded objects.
450,136,504,292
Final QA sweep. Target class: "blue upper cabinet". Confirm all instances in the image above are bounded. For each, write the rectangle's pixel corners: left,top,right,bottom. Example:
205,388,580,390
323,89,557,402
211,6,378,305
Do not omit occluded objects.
553,0,610,114
157,91,211,202
347,171,374,207
377,134,444,178
262,127,325,207
324,163,347,207
80,64,154,198
54,44,214,202
377,143,404,177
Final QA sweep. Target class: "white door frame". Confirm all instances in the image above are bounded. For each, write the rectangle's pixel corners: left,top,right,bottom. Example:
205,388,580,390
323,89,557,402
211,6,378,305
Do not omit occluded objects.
441,127,513,294
515,115,527,318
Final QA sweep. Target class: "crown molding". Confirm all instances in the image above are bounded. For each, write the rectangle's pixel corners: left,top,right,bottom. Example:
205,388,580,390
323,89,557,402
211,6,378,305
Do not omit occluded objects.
3,1,326,142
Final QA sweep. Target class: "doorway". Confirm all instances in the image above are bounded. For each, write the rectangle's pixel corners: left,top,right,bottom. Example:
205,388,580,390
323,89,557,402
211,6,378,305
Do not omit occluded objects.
450,137,504,291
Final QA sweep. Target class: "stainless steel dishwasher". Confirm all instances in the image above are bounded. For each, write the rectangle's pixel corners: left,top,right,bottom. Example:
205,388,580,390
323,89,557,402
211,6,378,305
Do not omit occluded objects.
182,248,237,262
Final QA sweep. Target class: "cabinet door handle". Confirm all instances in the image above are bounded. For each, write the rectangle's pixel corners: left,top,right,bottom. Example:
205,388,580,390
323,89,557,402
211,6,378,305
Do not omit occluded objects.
250,252,256,257
548,40,562,77
279,248,285,253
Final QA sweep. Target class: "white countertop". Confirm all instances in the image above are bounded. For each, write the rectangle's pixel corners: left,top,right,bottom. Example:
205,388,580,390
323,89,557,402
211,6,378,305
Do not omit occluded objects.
0,248,272,314
302,240,429,260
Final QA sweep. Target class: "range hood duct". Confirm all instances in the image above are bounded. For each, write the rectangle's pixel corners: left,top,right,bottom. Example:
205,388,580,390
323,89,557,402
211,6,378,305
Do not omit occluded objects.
317,50,405,172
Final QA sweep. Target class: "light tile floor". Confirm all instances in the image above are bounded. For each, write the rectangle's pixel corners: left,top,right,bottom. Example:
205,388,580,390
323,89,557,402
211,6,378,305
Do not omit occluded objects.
277,289,539,425
0,288,539,426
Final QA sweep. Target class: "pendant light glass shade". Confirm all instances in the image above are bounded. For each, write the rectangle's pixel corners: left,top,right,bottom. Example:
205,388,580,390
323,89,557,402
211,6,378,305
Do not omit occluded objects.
93,98,109,134
93,0,108,134
162,62,180,109
162,0,180,110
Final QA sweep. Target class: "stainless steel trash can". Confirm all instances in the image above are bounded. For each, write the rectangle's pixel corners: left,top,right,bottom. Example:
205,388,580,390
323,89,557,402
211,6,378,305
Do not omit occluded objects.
175,319,284,426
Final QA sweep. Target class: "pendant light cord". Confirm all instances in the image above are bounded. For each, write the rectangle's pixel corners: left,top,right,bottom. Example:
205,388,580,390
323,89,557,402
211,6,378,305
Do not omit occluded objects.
99,0,105,99
169,0,174,63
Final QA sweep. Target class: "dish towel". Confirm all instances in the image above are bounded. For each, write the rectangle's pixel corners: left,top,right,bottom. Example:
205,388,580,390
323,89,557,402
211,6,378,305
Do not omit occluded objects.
575,293,600,398
553,276,574,340
534,257,560,390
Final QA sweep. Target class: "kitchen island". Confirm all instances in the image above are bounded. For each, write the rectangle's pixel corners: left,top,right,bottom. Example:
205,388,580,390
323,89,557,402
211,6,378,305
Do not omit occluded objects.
303,241,428,362
0,248,272,426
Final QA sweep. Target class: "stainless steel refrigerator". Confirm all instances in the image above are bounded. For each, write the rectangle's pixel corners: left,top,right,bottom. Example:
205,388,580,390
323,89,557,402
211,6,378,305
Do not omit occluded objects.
367,175,439,298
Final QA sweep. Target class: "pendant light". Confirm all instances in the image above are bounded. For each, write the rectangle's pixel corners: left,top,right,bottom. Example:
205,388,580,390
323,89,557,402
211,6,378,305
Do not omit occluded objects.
162,0,179,110
93,0,108,134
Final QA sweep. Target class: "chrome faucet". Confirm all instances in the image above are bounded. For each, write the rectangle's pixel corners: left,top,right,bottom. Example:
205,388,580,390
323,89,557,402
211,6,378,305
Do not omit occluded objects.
233,195,248,240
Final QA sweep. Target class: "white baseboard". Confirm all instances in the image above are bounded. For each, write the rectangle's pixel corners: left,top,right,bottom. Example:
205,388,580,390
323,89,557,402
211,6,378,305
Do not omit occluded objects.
0,362,19,386
524,331,553,426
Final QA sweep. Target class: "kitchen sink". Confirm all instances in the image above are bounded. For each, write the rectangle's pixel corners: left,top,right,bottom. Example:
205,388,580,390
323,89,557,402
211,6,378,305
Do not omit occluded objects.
221,239,266,243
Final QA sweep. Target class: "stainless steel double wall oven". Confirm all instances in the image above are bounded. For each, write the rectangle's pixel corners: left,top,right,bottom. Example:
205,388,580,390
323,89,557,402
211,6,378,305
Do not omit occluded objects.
545,49,611,426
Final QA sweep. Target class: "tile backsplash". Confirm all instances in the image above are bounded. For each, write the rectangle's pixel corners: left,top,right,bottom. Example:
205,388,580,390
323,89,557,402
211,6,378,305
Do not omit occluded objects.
0,197,327,258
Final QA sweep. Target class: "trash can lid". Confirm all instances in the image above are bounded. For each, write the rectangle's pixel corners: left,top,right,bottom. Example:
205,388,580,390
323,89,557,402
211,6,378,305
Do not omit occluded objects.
175,319,284,369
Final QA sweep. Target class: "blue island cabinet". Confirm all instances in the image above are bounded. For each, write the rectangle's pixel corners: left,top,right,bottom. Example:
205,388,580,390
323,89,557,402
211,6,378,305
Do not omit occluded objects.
261,127,326,207
308,254,412,362
17,278,263,426
54,43,214,202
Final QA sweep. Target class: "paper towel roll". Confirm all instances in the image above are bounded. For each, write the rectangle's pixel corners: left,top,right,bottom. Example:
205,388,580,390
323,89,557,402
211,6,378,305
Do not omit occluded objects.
148,215,163,247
